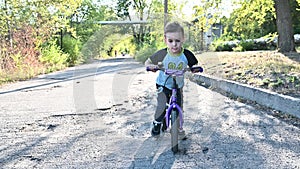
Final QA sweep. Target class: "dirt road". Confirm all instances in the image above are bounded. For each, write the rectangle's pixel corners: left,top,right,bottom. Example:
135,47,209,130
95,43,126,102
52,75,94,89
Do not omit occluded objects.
0,58,299,168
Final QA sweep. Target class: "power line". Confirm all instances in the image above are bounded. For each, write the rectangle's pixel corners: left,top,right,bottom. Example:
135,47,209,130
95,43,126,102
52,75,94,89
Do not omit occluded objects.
95,21,149,25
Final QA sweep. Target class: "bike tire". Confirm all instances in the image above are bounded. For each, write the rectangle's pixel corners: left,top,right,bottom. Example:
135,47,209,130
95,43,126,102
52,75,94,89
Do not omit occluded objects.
171,109,179,153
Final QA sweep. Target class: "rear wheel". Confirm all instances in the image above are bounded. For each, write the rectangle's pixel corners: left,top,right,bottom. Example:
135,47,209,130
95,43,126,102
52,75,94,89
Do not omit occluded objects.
171,109,179,153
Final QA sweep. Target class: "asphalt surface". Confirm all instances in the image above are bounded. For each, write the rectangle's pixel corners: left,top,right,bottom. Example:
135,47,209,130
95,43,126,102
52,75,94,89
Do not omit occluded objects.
0,57,299,169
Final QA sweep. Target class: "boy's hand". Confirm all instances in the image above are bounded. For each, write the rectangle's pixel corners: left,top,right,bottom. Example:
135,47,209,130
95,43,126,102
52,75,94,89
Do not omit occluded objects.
147,65,159,72
191,69,197,73
190,66,203,73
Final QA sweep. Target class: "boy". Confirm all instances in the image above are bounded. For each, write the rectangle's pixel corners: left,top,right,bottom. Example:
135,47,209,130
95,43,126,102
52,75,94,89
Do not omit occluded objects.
145,21,199,139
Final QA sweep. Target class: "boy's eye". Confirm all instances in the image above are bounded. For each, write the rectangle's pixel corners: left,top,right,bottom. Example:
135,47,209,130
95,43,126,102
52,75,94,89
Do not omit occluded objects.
168,39,181,43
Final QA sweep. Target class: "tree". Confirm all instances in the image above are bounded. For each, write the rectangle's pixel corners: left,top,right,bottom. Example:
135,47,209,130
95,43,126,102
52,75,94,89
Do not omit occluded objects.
0,0,82,71
274,0,296,53
290,0,300,34
221,0,276,40
0,0,82,47
116,0,149,49
71,0,116,43
190,0,222,51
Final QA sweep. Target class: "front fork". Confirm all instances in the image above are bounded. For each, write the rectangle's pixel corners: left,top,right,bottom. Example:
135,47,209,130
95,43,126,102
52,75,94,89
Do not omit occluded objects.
165,103,183,129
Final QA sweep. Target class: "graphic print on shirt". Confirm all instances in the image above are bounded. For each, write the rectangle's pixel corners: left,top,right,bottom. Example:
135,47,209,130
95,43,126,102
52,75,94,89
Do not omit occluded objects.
168,62,184,70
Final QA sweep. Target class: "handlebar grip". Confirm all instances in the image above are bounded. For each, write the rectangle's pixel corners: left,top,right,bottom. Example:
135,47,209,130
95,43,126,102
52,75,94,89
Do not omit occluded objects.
191,66,203,73
146,66,159,72
146,67,151,71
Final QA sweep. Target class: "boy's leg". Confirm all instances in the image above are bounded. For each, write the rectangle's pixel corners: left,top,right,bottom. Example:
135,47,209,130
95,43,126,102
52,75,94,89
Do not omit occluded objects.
151,85,168,136
154,86,168,122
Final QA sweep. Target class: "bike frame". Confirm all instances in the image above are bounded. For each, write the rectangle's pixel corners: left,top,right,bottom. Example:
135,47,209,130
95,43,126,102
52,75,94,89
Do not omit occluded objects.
164,80,184,130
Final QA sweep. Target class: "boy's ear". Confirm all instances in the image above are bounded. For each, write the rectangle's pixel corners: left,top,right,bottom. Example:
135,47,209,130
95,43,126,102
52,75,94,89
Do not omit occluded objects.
163,35,167,43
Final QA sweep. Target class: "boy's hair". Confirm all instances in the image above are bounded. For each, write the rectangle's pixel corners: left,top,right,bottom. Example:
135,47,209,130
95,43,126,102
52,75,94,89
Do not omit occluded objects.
164,21,184,36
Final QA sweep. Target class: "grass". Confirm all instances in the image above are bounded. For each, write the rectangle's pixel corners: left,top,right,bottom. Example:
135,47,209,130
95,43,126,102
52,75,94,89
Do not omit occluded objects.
0,61,46,85
196,51,300,98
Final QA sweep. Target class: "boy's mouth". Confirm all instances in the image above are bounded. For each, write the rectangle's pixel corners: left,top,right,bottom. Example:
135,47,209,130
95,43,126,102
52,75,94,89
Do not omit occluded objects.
171,47,179,52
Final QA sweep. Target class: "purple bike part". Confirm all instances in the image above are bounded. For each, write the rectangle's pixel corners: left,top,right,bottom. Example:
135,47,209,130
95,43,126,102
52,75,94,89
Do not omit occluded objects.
165,100,184,129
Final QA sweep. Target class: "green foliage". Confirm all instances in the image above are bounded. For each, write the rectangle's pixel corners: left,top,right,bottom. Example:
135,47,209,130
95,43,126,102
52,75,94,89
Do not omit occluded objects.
100,33,122,58
62,35,83,66
216,0,298,52
40,41,69,73
221,0,276,40
211,38,277,52
236,40,255,51
81,34,101,60
146,1,165,50
80,26,116,59
291,0,300,34
113,36,137,57
11,53,23,70
116,0,132,19
269,77,284,88
7,52,38,80
115,0,156,49
189,0,222,51
73,0,116,44
211,39,235,51
0,0,83,84
0,0,82,43
135,46,158,63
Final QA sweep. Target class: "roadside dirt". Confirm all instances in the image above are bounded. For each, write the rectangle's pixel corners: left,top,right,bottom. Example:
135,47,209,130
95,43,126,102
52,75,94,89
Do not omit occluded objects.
197,51,300,98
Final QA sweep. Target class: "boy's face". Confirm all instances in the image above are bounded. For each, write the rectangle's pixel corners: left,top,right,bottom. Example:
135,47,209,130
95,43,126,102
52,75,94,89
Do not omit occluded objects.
164,31,185,55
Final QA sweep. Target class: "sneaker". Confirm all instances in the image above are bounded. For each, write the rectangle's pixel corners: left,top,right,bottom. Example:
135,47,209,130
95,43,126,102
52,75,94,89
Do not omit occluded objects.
161,118,167,132
178,129,187,140
151,121,161,137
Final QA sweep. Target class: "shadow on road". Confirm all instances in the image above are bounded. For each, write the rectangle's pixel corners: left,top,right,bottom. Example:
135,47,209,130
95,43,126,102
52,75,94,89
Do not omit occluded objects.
128,136,181,168
0,58,142,95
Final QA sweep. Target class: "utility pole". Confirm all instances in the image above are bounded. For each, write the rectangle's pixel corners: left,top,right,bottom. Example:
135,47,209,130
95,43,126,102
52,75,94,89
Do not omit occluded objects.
164,0,168,27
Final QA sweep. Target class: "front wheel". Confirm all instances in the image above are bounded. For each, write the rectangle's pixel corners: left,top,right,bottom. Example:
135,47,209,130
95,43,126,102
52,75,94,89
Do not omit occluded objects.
171,109,179,153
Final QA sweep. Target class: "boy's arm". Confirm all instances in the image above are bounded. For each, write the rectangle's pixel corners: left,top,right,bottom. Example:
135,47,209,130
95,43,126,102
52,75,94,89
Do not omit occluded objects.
145,49,167,72
184,49,198,67
145,53,159,72
144,58,154,66
145,58,160,72
145,48,168,66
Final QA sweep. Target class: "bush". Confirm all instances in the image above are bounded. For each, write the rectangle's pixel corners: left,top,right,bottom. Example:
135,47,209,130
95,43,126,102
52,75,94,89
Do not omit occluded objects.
40,41,69,73
62,35,83,66
212,38,275,51
240,40,255,51
233,45,244,52
233,40,256,51
135,46,157,63
113,36,137,57
211,40,235,51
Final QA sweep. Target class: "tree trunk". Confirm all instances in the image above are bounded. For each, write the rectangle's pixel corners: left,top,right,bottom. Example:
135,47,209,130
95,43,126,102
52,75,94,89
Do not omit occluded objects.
5,0,13,48
274,0,296,53
164,0,168,27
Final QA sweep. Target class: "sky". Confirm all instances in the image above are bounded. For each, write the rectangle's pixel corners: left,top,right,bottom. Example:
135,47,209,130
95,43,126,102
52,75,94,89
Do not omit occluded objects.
96,0,238,20
181,0,237,18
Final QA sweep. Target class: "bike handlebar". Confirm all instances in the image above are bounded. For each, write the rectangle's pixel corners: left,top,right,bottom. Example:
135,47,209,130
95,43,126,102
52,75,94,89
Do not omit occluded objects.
146,66,203,75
